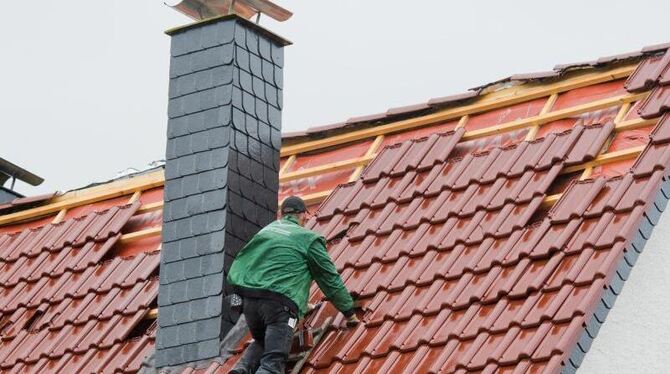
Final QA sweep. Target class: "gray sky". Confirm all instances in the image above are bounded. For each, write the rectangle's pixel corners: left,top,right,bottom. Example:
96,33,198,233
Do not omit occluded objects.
2,1,669,195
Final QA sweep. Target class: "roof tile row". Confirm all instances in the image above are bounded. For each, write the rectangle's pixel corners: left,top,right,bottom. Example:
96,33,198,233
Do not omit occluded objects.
297,109,669,372
0,202,139,263
0,251,158,315
7,333,155,374
627,48,670,119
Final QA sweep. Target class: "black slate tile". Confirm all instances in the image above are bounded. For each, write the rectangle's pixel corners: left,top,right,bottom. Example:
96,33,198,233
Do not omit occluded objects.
270,127,282,150
169,198,188,221
179,174,197,197
161,241,181,264
162,220,178,243
601,285,617,309
248,137,262,161
188,295,223,322
255,98,268,123
235,45,250,73
195,316,222,342
208,106,232,129
249,159,264,185
185,194,204,217
169,54,190,79
232,107,246,133
258,121,271,145
265,82,278,108
211,147,230,169
259,143,275,170
258,37,272,62
190,131,209,154
616,249,633,280
195,152,212,174
238,175,255,200
207,126,231,149
239,69,253,94
167,117,189,140
202,189,227,211
242,91,256,115
246,28,259,57
232,84,243,111
178,154,197,177
161,259,186,285
271,42,284,66
164,177,182,202
264,165,279,191
157,324,180,349
174,135,192,158
195,338,221,361
233,22,247,49
249,53,263,78
261,58,274,83
191,213,209,237
242,198,258,225
228,191,244,217
177,320,199,345
168,279,189,305
171,29,198,57
245,113,259,140
157,303,177,328
252,76,266,101
179,236,199,260
268,106,282,131
274,65,284,89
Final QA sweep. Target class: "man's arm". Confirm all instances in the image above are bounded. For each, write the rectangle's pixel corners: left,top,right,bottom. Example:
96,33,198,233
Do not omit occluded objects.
306,237,355,316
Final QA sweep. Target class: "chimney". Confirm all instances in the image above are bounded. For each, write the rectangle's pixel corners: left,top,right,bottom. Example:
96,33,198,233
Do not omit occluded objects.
0,157,44,204
155,5,291,368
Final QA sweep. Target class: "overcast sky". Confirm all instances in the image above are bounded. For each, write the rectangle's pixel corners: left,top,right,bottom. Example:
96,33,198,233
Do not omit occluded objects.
2,1,669,195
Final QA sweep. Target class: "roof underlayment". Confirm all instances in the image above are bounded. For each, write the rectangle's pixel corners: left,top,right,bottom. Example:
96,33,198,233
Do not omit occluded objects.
1,43,670,373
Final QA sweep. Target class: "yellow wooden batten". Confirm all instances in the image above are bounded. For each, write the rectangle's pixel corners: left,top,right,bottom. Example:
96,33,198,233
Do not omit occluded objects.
281,64,636,157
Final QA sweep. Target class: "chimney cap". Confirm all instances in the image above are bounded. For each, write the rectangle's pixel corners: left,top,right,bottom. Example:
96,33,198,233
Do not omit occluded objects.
166,0,292,23
0,157,44,187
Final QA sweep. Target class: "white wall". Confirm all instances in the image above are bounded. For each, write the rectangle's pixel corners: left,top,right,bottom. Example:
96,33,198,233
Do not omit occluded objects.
579,205,670,373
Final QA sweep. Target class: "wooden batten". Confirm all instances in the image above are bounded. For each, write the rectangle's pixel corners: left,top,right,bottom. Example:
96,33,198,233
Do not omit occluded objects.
280,65,636,157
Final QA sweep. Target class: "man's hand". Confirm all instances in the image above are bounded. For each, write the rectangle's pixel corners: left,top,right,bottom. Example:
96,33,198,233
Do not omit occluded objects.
345,314,360,328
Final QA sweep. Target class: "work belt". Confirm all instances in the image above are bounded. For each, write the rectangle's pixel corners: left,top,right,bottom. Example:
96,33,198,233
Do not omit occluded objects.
233,285,300,317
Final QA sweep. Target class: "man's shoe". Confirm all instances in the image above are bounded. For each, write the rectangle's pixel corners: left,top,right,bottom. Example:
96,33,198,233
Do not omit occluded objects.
228,369,246,374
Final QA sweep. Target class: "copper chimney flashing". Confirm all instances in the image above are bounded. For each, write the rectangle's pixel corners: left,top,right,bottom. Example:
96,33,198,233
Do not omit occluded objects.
166,0,292,23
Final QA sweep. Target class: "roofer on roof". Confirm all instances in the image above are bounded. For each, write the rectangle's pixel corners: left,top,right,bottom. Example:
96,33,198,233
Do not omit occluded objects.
227,195,359,374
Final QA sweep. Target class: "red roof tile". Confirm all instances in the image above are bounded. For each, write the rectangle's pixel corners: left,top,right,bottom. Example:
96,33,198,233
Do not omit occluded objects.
0,200,158,373
293,118,670,373
627,48,670,119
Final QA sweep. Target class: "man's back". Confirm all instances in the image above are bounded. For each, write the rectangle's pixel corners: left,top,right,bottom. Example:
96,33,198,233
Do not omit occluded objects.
227,216,319,316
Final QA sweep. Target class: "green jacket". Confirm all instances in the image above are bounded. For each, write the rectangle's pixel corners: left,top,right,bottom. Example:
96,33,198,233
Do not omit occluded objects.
227,215,354,317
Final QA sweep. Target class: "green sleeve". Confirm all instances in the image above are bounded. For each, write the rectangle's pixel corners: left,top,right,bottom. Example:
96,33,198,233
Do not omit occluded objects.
306,236,354,313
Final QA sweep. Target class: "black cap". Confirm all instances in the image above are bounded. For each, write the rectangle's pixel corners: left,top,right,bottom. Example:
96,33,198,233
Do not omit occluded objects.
281,196,307,214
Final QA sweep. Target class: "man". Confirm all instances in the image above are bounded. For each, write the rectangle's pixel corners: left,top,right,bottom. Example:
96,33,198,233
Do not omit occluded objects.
227,196,359,374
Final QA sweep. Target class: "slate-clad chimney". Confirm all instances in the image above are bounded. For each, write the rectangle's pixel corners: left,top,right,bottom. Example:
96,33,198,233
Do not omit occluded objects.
156,15,290,367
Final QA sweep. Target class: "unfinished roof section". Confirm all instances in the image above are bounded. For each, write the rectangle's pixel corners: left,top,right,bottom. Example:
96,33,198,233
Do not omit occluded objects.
277,45,666,210
0,44,668,373
285,47,670,373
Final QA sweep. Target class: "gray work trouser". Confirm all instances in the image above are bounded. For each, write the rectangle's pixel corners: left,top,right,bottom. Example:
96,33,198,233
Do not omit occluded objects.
231,297,295,374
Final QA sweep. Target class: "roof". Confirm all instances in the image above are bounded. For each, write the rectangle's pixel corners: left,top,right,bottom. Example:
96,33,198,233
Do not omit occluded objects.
295,124,663,373
0,43,669,373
